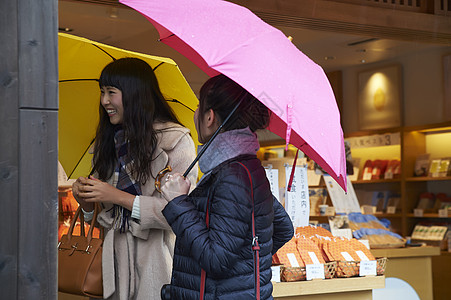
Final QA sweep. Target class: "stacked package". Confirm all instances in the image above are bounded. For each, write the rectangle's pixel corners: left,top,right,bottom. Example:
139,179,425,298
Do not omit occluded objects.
273,226,385,280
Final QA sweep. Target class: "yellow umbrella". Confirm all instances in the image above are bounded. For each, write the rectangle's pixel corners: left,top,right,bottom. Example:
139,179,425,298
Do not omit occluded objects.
58,32,199,179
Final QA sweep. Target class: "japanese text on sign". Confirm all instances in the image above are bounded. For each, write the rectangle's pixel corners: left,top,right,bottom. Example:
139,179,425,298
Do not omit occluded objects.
285,165,309,227
345,132,400,149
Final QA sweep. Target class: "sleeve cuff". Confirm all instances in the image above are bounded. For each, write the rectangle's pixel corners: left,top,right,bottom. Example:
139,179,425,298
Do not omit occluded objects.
131,195,140,220
81,207,94,222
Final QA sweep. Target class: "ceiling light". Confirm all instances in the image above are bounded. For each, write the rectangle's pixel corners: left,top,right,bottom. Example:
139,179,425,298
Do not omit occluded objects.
360,59,366,63
58,27,73,32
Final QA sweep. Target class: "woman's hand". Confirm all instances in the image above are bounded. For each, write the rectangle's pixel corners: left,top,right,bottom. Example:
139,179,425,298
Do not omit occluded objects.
161,173,191,201
76,176,135,211
72,176,95,212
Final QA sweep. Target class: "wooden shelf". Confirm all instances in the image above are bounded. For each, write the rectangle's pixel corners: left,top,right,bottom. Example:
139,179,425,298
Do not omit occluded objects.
372,213,403,218
272,276,385,297
370,246,440,258
309,216,329,222
407,213,450,219
405,176,451,182
351,178,401,184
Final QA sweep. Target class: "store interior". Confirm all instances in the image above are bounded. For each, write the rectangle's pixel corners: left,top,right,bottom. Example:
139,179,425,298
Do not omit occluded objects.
57,1,451,299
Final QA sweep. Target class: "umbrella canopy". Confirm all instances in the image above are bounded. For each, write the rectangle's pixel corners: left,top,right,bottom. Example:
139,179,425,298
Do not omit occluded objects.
120,0,347,191
58,32,199,179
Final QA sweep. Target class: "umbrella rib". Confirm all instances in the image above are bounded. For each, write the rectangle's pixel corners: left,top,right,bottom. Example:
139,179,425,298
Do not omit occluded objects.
166,99,195,112
183,98,244,178
158,33,175,42
92,44,116,61
68,138,95,179
153,62,164,71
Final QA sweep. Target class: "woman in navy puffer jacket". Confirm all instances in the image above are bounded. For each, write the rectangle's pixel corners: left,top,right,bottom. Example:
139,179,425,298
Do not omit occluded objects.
161,75,294,300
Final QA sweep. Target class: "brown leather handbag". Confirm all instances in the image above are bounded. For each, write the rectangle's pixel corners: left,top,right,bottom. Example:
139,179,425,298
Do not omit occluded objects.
58,204,103,298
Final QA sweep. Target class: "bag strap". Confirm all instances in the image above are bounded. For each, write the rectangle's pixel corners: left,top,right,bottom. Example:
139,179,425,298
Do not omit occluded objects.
199,162,260,300
236,162,260,300
67,203,104,242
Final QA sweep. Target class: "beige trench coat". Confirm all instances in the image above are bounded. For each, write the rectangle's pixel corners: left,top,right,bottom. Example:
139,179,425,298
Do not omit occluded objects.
96,122,197,300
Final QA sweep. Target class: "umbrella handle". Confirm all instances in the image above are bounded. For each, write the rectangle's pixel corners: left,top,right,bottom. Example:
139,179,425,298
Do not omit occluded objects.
155,165,172,193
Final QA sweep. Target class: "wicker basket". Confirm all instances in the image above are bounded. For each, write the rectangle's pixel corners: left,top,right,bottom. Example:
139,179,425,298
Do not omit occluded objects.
324,261,337,279
376,257,388,276
336,260,359,278
336,257,388,278
280,261,337,281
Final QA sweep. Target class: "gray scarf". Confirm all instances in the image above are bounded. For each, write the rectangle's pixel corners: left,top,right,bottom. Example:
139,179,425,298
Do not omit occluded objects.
197,127,260,184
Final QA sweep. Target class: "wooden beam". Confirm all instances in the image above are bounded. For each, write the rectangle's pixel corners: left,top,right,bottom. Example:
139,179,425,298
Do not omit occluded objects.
229,0,451,44
0,0,58,298
0,0,19,297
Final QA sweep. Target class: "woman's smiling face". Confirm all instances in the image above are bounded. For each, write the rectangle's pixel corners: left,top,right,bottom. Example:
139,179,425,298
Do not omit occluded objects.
100,86,124,125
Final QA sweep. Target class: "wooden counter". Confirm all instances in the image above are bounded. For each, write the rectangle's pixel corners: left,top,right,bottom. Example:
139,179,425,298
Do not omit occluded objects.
431,251,451,300
371,246,440,300
273,276,385,300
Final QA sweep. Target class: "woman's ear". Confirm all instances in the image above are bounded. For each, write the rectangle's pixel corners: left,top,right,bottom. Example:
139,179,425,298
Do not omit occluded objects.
205,109,217,128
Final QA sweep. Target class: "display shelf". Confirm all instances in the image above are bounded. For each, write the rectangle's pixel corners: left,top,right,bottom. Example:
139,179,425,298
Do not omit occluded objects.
259,122,451,237
272,276,385,299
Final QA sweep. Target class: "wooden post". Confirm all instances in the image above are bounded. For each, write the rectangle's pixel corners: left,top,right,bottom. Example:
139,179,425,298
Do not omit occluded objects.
0,0,58,299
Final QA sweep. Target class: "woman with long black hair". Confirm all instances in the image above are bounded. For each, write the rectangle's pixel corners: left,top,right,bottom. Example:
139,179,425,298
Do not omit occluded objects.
72,57,198,300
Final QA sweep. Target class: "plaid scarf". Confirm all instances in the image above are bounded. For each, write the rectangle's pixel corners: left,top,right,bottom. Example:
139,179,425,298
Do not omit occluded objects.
111,127,142,233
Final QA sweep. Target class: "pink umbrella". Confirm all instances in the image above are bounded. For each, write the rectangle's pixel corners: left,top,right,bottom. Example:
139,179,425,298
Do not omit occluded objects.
120,0,347,191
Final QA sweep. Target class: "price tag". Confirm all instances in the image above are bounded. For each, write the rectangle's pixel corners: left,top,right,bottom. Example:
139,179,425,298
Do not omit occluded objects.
362,205,376,214
362,169,372,180
306,264,325,281
387,206,396,214
414,209,424,217
438,209,448,218
325,207,335,216
359,260,377,276
270,265,281,282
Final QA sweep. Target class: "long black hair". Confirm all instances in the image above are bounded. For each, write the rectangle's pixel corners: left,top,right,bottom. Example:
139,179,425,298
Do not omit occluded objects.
92,57,180,184
197,74,270,142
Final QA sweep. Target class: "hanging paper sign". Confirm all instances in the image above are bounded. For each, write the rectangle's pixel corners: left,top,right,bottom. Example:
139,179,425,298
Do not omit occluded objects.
324,176,360,214
306,264,325,280
285,165,309,227
265,166,280,201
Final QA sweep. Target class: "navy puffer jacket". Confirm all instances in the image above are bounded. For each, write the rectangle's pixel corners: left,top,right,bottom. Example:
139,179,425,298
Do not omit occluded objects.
162,155,294,300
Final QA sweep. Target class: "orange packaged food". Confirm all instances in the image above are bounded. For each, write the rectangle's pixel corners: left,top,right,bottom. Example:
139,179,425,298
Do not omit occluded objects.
310,236,331,262
296,237,326,265
325,238,360,261
296,225,333,238
275,237,304,267
348,238,375,261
